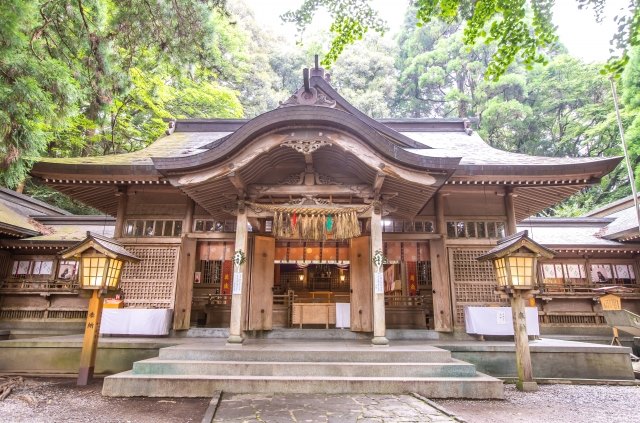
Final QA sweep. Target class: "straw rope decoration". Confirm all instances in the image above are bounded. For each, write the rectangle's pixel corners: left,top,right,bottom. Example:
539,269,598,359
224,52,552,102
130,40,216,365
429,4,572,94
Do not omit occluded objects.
255,202,368,241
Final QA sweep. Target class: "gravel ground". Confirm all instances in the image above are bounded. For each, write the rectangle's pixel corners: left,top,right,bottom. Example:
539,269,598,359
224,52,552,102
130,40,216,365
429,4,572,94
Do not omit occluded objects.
1,378,639,423
0,377,209,423
439,384,640,423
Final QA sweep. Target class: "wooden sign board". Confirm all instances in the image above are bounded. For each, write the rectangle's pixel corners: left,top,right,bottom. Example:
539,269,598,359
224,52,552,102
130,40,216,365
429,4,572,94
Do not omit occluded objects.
601,294,621,311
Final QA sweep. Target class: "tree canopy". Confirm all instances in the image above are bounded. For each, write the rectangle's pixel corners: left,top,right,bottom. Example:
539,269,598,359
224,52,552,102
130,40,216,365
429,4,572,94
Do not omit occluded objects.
284,0,640,78
1,0,638,217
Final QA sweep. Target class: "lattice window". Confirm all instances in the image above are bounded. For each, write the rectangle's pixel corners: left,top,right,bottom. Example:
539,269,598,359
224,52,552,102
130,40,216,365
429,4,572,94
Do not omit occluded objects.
417,261,432,289
0,252,11,279
200,260,222,285
119,246,179,309
450,248,507,325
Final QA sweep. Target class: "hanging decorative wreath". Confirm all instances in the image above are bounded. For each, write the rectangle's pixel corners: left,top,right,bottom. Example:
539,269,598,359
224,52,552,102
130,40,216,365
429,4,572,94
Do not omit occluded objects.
233,250,246,268
372,249,387,272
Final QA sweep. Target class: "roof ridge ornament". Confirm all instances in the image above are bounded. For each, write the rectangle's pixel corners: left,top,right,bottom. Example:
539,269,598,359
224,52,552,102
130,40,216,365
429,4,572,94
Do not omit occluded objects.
279,56,336,108
279,85,337,108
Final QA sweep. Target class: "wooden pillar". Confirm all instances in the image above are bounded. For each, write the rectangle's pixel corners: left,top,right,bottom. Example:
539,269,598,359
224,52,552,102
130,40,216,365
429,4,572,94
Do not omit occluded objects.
435,192,446,235
432,192,453,331
77,290,103,385
184,199,195,235
173,237,196,330
371,206,388,345
228,204,248,344
430,238,453,332
511,290,538,391
114,186,128,238
505,186,517,236
173,200,196,330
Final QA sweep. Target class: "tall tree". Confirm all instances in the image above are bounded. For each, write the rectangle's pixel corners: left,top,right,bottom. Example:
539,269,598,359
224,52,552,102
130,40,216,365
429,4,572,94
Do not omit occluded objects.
329,34,397,118
285,0,640,78
1,0,243,189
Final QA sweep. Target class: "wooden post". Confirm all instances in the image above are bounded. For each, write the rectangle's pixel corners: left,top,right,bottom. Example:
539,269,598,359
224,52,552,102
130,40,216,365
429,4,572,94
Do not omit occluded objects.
173,199,197,330
511,289,537,391
114,186,128,238
435,192,446,235
371,206,388,345
504,186,517,236
228,204,248,344
77,290,103,385
430,238,453,331
173,237,196,330
432,192,454,331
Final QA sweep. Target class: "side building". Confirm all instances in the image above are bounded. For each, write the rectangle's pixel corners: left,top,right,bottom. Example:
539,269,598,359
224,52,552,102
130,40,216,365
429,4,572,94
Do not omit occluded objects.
0,188,114,336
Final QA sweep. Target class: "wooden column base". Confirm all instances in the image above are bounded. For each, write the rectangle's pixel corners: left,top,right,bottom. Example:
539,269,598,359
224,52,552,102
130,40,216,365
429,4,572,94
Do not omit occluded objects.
516,380,539,392
371,336,389,346
77,367,94,386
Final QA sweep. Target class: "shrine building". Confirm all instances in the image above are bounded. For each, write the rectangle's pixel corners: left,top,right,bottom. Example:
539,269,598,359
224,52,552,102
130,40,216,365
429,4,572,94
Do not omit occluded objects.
3,65,637,342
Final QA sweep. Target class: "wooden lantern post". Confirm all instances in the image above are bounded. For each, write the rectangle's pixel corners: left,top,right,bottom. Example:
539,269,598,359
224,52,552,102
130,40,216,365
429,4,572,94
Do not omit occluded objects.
477,230,555,392
60,232,139,385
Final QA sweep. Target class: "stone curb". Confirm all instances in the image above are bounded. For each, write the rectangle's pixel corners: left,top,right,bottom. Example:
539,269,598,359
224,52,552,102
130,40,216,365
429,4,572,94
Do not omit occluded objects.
499,377,640,386
201,390,222,423
411,392,467,423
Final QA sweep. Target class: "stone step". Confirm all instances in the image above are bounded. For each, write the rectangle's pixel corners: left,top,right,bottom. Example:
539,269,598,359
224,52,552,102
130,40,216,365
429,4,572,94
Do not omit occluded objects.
176,328,443,340
132,359,478,378
102,372,504,399
157,344,453,363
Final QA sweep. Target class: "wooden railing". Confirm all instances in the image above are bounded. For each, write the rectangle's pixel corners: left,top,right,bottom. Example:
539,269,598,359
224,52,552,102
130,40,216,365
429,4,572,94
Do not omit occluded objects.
385,295,428,307
538,311,606,326
0,307,87,320
192,294,232,306
539,283,640,295
0,278,79,293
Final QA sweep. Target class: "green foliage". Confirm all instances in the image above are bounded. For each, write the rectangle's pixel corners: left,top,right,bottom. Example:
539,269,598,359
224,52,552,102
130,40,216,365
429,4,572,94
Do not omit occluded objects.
329,34,397,117
392,10,630,215
286,0,640,80
1,0,246,192
25,181,101,215
281,0,388,67
0,1,81,187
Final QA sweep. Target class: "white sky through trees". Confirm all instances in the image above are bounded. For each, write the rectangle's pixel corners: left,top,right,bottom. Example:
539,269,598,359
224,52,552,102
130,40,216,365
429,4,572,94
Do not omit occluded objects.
244,0,630,63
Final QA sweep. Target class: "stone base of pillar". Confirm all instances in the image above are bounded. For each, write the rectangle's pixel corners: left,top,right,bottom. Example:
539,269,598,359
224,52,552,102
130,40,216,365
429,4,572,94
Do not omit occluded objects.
516,381,538,392
371,336,389,346
226,334,245,344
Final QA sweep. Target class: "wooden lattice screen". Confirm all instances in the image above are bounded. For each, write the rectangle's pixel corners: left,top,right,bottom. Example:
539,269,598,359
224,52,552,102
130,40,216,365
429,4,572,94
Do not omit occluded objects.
449,248,507,325
0,251,11,280
120,245,179,308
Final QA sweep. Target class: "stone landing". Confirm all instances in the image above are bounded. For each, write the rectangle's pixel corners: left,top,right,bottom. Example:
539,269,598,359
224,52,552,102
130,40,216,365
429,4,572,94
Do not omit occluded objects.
102,339,503,399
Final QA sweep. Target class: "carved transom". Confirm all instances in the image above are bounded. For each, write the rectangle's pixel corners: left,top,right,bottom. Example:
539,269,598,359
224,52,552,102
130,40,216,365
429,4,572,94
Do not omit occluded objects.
281,137,332,154
279,172,304,185
316,173,337,185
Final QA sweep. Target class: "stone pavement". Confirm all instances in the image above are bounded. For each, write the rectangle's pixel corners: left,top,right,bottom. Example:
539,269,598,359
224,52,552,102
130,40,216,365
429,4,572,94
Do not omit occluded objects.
211,393,461,422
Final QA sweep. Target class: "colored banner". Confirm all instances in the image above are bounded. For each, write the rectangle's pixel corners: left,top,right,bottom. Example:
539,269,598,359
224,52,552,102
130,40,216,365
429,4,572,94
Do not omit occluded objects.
407,261,418,296
221,260,232,294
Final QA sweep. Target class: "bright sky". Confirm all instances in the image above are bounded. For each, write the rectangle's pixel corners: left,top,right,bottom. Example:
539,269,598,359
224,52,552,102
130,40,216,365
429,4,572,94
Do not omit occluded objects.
243,0,631,63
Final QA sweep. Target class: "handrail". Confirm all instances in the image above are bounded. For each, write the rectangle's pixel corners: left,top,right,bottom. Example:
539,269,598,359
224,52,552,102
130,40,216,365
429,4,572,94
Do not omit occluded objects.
0,279,79,292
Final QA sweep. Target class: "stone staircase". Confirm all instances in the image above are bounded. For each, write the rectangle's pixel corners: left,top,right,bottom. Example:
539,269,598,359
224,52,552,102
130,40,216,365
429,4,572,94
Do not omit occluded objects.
103,339,503,399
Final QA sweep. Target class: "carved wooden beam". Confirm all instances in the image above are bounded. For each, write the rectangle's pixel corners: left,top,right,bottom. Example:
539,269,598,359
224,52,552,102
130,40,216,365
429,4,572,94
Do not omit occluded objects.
373,172,385,196
247,184,373,198
227,172,246,195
